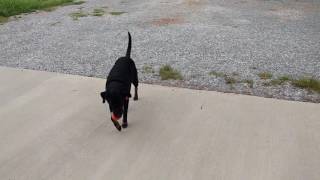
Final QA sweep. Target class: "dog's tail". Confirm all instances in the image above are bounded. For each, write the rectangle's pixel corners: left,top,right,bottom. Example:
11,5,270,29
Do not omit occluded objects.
126,32,132,58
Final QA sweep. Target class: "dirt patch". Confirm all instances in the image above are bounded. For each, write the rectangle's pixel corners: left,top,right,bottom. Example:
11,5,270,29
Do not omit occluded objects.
151,17,184,26
185,0,203,6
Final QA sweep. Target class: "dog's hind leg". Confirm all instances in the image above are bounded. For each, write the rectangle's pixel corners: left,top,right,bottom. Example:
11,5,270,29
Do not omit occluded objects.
131,61,139,101
122,98,129,128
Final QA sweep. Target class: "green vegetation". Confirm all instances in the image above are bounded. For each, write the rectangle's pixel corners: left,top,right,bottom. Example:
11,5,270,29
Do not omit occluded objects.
92,8,105,16
270,76,291,86
71,1,85,5
208,71,225,77
142,65,154,74
159,65,183,80
69,10,87,20
110,11,126,15
224,76,236,84
258,72,273,80
243,79,254,88
292,77,320,93
0,0,85,17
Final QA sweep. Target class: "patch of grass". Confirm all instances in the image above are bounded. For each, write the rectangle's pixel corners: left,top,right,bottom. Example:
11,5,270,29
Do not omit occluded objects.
70,1,85,5
270,79,282,86
292,77,320,93
110,11,126,15
159,65,183,80
279,75,291,82
243,79,254,88
0,0,84,17
0,16,9,24
270,75,291,86
142,65,154,74
258,72,273,80
92,8,105,16
69,10,88,20
225,76,237,84
209,71,225,77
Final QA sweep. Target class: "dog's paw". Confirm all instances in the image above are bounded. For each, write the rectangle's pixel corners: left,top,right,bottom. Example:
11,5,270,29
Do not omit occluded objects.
133,96,138,101
111,119,122,131
122,122,128,128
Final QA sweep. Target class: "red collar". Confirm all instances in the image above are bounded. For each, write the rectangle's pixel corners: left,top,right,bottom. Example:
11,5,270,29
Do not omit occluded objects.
111,113,120,121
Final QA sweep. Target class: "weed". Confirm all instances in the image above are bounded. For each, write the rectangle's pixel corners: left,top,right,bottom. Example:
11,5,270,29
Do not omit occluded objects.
110,11,126,15
159,65,183,80
258,72,273,80
142,65,154,74
70,1,85,5
270,75,291,86
209,71,225,77
292,77,320,93
225,76,237,84
92,8,105,16
69,10,88,20
243,79,254,88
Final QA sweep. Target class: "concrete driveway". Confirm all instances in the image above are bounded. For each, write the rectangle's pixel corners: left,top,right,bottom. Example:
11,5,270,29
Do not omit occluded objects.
0,67,319,180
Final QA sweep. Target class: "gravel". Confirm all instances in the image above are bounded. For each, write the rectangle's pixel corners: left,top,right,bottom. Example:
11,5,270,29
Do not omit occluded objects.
0,0,319,102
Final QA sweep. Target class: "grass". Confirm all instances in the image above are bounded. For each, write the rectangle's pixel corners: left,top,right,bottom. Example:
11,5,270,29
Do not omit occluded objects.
159,65,182,80
110,11,126,15
224,76,237,84
92,8,105,16
142,65,154,74
270,75,291,86
71,1,85,5
292,77,320,93
258,72,273,80
69,10,87,20
0,0,85,17
243,79,254,88
0,16,9,24
209,71,225,77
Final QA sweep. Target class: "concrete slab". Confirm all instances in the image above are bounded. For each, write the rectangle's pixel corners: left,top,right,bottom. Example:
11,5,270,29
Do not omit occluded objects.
0,67,319,180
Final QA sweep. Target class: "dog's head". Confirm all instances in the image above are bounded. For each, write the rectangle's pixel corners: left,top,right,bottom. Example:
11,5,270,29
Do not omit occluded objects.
100,90,124,120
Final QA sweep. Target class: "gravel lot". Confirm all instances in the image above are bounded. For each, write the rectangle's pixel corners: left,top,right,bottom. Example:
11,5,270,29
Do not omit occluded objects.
0,0,319,102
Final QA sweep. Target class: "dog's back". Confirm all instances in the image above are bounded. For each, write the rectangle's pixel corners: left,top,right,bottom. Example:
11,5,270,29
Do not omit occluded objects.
106,32,138,96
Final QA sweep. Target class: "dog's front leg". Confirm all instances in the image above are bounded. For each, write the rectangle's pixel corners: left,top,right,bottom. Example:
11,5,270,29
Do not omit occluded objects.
122,98,129,128
133,86,138,101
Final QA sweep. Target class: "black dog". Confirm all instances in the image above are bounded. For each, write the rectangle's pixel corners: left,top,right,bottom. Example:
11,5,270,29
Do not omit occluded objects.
100,32,138,131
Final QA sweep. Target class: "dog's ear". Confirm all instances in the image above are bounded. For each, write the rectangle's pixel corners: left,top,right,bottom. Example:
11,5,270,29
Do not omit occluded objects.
100,91,107,103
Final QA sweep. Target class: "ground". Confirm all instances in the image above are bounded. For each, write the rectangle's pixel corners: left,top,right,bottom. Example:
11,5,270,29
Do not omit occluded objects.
0,0,319,102
0,67,319,180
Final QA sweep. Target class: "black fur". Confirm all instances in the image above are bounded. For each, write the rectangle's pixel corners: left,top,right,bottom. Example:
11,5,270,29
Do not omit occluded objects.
100,32,138,131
